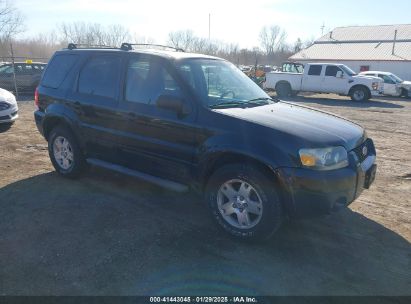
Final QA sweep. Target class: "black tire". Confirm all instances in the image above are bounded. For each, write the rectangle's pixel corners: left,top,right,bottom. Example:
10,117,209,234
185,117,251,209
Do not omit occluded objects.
48,125,86,178
276,82,291,98
205,163,283,240
350,86,369,102
0,122,13,132
400,88,409,98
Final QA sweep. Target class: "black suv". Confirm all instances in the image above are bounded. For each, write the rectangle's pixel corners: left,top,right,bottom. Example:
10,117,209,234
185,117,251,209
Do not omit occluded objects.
34,43,377,240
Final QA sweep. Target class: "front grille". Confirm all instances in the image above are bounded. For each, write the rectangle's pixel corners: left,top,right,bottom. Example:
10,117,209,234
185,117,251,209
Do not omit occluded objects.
0,115,9,121
352,138,375,163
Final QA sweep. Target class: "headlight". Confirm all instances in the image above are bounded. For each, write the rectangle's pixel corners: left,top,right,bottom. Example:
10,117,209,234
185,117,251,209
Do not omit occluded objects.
299,146,348,170
0,101,11,111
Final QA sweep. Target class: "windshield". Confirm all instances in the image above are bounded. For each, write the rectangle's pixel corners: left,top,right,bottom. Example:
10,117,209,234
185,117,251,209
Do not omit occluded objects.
340,65,357,76
390,73,403,83
175,58,272,108
0,65,12,73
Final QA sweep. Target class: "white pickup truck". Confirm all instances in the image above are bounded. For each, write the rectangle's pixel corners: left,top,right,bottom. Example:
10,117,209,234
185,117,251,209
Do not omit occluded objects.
264,62,384,101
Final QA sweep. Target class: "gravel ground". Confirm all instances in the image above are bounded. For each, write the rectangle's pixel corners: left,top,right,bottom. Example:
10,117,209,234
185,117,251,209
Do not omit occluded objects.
0,94,410,296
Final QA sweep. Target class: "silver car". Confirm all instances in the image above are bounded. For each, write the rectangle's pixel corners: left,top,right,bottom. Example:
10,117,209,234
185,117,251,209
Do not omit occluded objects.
0,88,18,125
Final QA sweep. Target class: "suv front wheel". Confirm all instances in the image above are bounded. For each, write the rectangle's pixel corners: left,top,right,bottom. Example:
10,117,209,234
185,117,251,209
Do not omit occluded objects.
205,164,283,240
48,125,86,178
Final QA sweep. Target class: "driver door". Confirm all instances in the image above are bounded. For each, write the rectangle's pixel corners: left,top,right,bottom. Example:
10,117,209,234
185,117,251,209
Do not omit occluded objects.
321,65,347,94
116,54,199,183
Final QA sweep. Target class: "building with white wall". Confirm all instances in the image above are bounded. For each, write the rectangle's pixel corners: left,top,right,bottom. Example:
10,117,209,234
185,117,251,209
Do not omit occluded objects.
290,24,411,80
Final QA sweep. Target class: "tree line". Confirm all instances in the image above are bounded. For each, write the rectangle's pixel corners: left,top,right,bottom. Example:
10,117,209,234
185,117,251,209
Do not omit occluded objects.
0,1,314,66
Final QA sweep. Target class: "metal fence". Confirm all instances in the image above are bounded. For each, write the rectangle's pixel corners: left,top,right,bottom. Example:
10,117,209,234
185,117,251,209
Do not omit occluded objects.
0,56,50,99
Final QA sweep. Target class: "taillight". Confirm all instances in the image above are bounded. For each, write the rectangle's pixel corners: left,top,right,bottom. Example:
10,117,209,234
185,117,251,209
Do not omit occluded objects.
34,87,39,107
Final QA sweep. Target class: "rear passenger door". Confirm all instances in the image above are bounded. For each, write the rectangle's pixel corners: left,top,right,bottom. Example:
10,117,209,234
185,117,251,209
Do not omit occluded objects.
116,54,198,183
67,53,125,163
301,65,323,92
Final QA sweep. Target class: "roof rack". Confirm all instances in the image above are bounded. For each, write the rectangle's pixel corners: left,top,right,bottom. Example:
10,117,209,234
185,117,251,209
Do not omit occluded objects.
67,43,118,50
120,43,185,52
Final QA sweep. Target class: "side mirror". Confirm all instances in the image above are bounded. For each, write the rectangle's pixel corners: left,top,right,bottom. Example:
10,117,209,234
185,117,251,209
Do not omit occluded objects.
156,94,188,115
336,71,344,78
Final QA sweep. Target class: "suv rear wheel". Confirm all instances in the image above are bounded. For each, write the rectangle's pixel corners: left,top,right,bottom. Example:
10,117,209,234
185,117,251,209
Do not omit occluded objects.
205,164,283,240
48,125,86,178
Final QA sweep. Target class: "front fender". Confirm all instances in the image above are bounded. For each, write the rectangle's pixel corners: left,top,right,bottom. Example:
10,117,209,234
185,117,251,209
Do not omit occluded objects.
197,132,295,180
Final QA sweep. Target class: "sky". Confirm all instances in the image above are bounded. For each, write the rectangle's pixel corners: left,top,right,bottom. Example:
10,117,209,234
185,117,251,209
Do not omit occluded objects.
14,0,411,48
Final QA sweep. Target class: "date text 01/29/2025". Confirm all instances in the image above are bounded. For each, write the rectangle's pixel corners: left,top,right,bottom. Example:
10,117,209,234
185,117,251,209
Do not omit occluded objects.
149,296,258,303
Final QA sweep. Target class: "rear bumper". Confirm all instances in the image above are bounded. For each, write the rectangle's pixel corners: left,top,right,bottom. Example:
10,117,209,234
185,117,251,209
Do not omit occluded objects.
278,141,376,218
34,110,45,136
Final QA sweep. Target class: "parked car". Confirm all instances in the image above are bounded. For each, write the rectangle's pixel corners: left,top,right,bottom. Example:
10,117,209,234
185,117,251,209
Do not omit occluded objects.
0,88,18,125
0,62,47,93
264,62,384,101
34,43,377,240
359,71,411,98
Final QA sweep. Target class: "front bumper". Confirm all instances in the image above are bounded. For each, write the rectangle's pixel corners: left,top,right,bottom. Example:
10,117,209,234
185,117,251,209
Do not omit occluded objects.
0,105,18,123
370,89,384,97
34,110,45,136
278,139,376,218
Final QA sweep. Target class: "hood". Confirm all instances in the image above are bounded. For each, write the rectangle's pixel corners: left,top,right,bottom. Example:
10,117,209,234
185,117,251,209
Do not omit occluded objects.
353,74,382,82
214,102,365,151
401,80,411,89
0,88,16,105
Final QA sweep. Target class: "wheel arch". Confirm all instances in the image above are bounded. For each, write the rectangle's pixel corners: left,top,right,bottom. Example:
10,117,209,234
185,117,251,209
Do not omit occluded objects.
275,80,292,91
349,84,371,99
200,151,291,214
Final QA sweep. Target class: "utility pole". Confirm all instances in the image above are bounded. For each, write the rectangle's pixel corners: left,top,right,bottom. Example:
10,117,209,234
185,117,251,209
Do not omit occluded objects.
320,22,325,36
9,43,18,99
208,13,211,41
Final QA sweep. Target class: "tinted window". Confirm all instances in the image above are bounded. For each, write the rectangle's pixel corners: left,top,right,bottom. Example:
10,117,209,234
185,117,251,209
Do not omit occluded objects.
125,56,182,104
78,55,121,99
325,66,342,77
42,54,79,89
378,74,395,84
308,65,322,76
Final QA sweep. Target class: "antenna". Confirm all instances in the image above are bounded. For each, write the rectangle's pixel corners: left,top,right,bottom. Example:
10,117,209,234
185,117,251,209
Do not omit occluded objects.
209,13,211,41
320,22,325,35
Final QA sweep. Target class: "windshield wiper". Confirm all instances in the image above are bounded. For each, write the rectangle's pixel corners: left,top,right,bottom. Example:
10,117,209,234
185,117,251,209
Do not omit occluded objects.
247,97,279,104
209,97,278,109
209,101,248,109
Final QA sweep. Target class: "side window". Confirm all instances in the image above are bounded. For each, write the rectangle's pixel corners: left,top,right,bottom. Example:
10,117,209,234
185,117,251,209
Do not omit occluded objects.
78,55,121,99
14,65,24,74
125,56,182,105
178,65,195,89
307,65,322,76
325,66,341,77
378,74,395,84
23,65,33,73
42,54,79,89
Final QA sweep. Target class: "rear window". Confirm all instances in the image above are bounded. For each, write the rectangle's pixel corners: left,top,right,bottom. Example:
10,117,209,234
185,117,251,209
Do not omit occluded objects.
308,65,322,76
42,54,79,89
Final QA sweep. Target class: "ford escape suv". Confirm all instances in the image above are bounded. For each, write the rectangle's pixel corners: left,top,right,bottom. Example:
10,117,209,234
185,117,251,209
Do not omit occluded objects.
34,43,377,240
